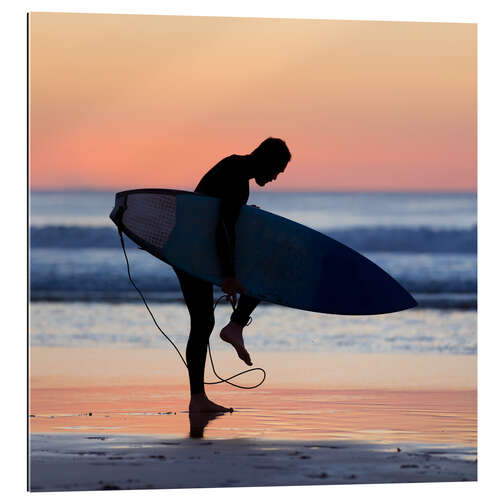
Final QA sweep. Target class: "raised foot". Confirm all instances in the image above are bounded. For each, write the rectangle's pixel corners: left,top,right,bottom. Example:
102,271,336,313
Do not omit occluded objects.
220,321,253,366
189,393,233,413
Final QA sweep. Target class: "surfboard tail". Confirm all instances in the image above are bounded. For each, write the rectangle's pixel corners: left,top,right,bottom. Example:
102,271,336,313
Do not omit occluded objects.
109,192,127,229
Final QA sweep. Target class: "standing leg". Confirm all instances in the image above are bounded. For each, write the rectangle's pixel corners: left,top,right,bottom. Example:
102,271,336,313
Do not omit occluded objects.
220,294,260,366
173,267,231,413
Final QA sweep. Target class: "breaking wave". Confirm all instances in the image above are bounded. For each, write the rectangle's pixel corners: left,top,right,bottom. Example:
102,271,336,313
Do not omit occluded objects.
30,225,477,254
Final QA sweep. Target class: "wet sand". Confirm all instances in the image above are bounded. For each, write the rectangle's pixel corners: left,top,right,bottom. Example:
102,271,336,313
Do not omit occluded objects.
29,433,476,491
29,347,477,491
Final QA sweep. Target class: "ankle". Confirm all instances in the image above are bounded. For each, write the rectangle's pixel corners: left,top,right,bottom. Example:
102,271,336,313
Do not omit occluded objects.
190,392,207,401
228,320,243,330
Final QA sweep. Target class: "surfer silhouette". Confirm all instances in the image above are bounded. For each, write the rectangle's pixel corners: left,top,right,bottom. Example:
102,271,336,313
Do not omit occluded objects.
173,138,291,413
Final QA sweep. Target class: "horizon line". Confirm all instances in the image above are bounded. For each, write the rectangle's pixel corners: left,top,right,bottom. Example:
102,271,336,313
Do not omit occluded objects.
29,187,478,195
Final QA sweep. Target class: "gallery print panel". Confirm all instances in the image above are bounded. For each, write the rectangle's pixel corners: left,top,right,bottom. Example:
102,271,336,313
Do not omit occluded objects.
28,12,476,492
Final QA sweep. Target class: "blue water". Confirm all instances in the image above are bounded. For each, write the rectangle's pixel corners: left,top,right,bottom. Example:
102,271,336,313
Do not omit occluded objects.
29,191,477,354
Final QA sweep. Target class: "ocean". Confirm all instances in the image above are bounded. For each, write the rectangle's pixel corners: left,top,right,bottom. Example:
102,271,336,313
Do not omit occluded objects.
29,191,476,355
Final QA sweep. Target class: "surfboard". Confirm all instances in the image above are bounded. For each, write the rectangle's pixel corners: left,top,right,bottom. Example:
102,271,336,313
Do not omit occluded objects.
110,188,417,315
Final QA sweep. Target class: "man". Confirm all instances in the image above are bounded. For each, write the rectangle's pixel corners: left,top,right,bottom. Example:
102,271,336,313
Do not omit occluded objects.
174,137,291,413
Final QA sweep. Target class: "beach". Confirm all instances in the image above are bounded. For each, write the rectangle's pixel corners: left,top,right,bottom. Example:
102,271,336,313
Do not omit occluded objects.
29,347,477,491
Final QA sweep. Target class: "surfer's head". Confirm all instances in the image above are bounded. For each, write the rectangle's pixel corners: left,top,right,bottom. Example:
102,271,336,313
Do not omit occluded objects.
250,137,291,186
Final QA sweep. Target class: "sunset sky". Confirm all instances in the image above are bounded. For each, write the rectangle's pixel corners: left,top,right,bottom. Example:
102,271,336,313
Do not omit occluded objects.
29,13,476,191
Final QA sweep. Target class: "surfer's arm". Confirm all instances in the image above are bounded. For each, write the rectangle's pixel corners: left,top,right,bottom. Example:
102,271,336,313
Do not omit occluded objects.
216,196,242,278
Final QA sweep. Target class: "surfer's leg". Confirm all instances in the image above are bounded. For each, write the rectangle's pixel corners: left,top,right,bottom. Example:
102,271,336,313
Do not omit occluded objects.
173,267,231,413
220,295,260,366
174,267,214,394
231,295,260,327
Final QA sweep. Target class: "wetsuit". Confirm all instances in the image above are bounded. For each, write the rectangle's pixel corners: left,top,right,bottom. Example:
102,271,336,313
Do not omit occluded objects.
173,154,260,395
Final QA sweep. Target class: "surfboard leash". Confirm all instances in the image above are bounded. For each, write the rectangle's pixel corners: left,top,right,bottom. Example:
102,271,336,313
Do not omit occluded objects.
118,229,266,390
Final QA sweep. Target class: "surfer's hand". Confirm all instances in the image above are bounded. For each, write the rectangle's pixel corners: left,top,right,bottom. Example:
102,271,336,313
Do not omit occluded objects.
251,204,260,209
221,277,246,307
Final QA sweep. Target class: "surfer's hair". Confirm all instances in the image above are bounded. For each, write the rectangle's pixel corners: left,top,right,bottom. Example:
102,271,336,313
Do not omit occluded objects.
251,137,291,164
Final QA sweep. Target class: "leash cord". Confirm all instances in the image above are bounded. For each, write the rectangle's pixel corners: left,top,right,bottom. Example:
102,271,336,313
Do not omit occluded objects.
118,229,266,390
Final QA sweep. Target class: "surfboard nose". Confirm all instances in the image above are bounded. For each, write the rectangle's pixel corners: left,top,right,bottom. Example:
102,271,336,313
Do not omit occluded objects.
408,294,419,309
383,287,418,313
359,275,418,314
316,246,418,315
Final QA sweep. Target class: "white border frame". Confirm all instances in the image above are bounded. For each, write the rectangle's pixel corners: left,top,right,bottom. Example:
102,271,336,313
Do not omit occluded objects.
4,1,498,499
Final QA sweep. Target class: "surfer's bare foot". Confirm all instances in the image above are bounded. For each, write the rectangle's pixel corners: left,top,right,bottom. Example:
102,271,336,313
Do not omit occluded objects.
220,321,253,366
189,393,233,413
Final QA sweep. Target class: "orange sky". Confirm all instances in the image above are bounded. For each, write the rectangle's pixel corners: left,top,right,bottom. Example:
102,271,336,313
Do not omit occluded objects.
29,13,476,191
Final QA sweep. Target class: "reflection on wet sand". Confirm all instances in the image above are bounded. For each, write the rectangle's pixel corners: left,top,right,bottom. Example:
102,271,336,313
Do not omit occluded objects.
189,411,226,439
30,347,476,448
29,384,476,446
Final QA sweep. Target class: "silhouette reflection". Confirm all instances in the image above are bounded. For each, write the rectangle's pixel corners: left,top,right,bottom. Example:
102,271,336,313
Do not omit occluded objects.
189,411,231,439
